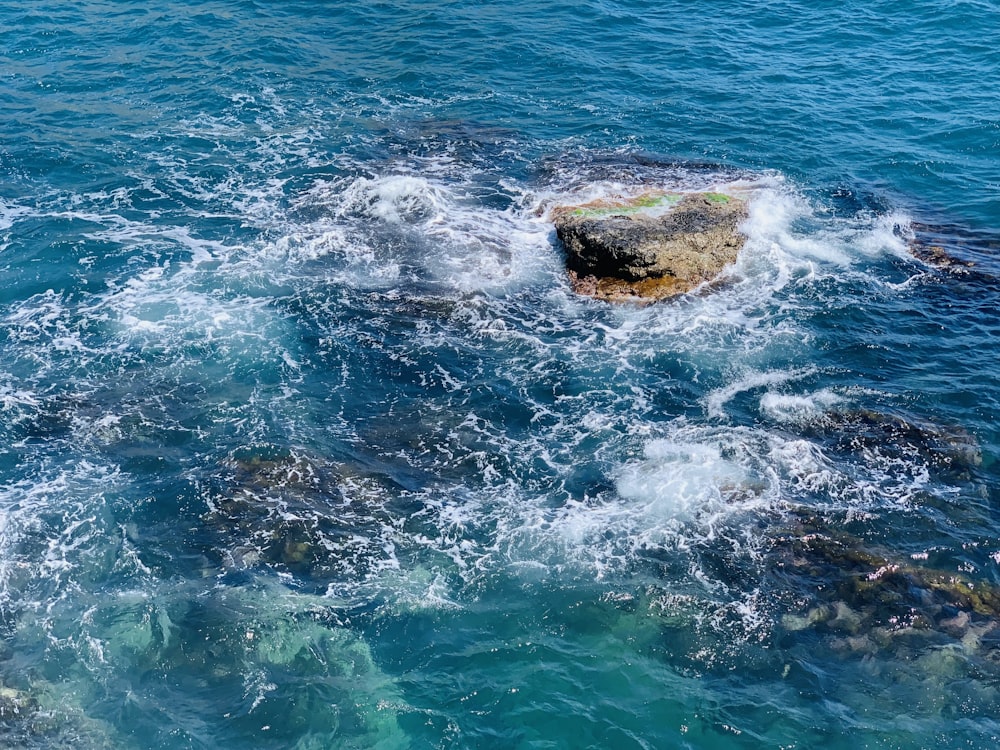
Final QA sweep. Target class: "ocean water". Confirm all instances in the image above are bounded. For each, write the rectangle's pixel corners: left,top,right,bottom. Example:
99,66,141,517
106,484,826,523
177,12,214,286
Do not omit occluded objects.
2,0,1000,747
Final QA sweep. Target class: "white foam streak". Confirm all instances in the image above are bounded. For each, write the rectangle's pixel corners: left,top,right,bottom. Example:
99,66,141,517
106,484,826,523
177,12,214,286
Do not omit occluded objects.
0,383,40,411
0,199,31,231
704,367,817,419
759,388,845,424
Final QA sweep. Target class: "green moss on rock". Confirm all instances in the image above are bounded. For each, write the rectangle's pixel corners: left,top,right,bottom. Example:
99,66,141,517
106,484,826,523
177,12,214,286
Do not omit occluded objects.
703,192,731,204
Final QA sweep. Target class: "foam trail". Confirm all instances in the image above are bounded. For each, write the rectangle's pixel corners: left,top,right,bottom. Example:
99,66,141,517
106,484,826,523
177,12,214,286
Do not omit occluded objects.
704,367,817,419
759,388,845,424
0,199,31,231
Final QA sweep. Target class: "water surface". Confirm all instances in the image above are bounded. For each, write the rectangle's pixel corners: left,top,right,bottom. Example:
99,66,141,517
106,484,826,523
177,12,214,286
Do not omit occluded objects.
2,1,1000,748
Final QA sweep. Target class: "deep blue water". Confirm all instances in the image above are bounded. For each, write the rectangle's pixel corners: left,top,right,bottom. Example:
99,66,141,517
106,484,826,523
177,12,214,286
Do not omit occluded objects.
2,1,1000,748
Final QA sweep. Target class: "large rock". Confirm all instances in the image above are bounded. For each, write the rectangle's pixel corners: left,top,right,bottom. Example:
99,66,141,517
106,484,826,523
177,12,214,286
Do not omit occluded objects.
553,191,748,302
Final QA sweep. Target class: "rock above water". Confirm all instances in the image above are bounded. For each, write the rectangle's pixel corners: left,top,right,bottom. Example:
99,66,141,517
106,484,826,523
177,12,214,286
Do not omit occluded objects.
552,191,748,302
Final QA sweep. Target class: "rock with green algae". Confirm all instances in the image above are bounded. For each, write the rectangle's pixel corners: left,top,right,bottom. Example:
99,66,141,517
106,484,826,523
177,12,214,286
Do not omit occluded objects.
772,526,1000,648
552,191,748,302
907,220,980,271
31,581,410,749
202,448,402,582
0,679,118,749
911,242,975,270
0,684,38,721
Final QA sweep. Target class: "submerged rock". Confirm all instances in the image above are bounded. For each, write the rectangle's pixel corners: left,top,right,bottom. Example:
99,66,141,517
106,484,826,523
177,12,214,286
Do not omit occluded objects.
910,241,975,270
907,220,984,271
552,191,748,302
773,527,1000,649
0,684,37,721
808,408,983,477
0,679,118,749
203,449,406,586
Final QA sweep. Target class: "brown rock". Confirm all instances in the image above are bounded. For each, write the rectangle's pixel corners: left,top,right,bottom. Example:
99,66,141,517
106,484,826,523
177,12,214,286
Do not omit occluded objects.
910,242,975,270
553,191,748,302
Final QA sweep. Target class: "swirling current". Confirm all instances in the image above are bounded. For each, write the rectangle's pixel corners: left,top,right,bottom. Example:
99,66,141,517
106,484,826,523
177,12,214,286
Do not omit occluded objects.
2,1,1000,748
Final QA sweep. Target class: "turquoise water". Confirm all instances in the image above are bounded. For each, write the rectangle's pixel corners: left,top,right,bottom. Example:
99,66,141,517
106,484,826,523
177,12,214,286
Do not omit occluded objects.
2,1,1000,747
